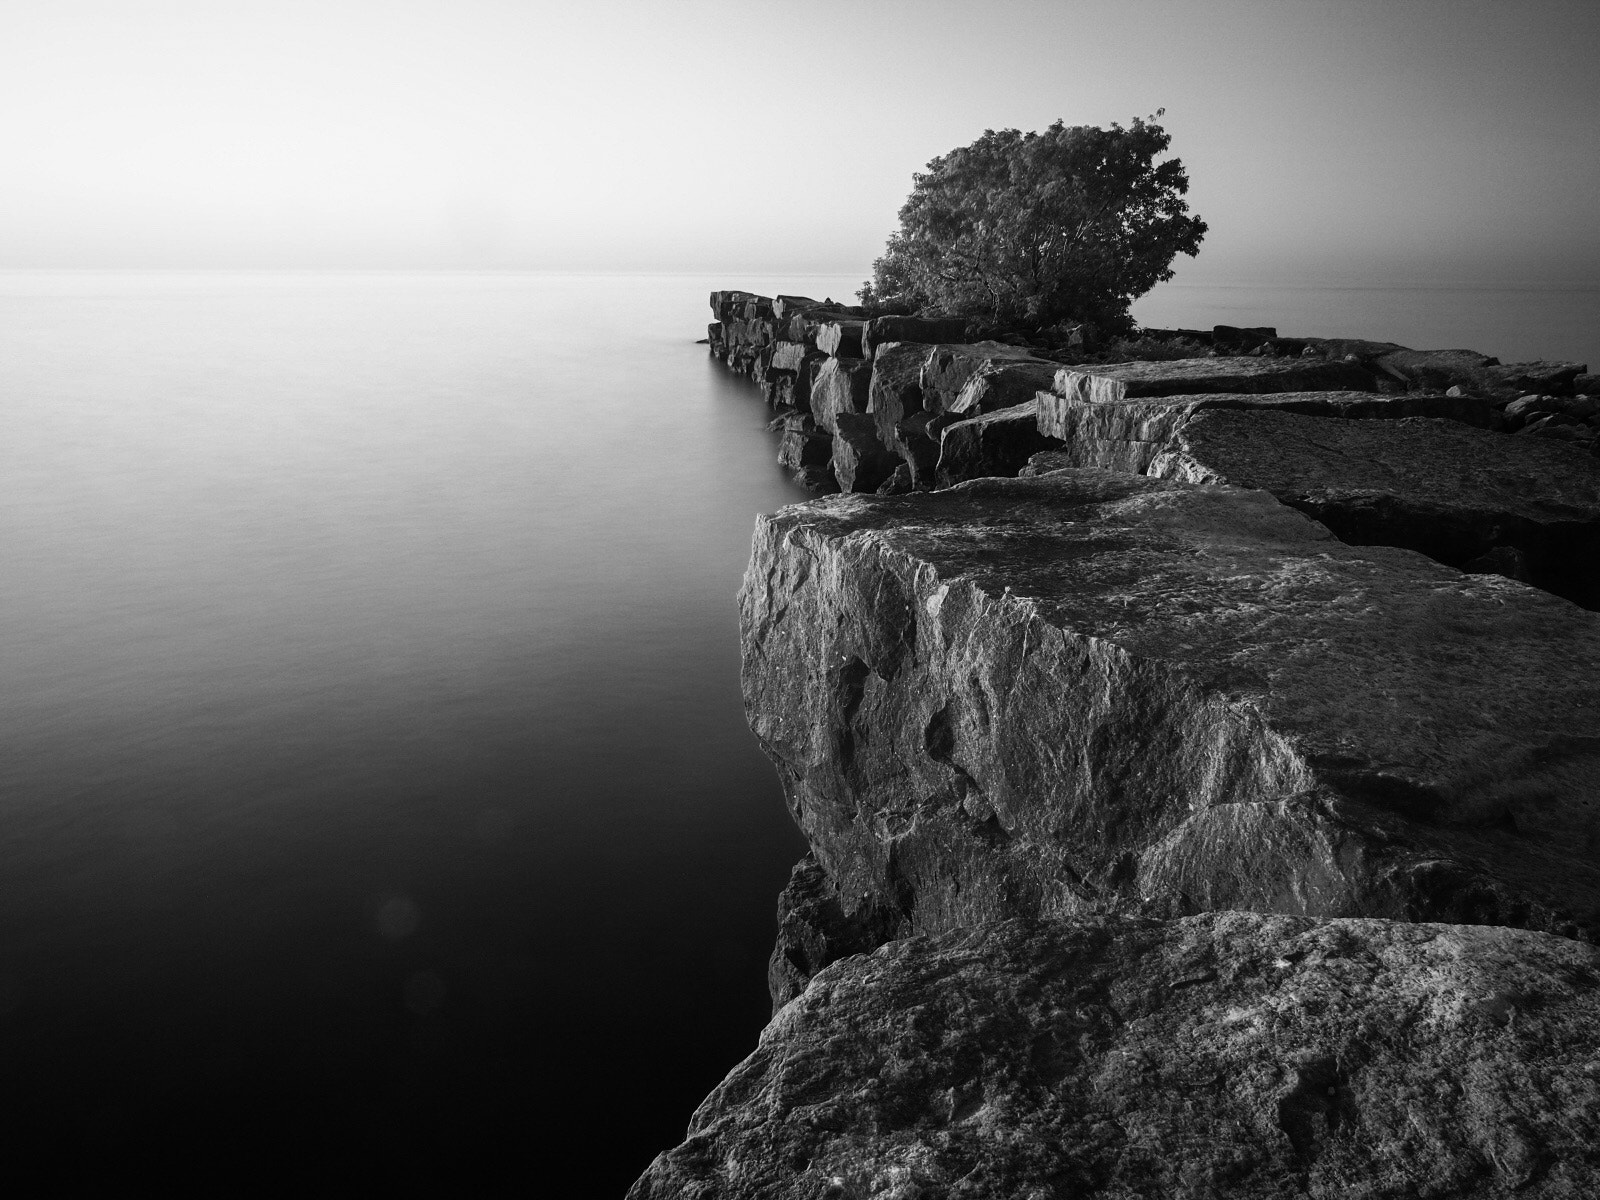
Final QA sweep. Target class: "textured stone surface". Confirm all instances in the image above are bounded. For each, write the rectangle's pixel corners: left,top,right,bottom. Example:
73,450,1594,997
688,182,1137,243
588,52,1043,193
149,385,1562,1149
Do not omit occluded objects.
935,401,1063,487
867,343,928,438
1146,410,1600,609
1035,389,1497,472
632,912,1600,1200
817,321,866,358
767,854,897,1014
862,316,974,359
1052,356,1377,403
738,471,1600,970
948,358,1061,417
830,413,898,494
868,344,938,486
810,356,874,434
919,343,1055,415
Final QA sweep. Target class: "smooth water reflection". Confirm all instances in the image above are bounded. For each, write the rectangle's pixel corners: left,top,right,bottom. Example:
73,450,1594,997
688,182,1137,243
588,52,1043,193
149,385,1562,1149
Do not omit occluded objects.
0,271,866,1190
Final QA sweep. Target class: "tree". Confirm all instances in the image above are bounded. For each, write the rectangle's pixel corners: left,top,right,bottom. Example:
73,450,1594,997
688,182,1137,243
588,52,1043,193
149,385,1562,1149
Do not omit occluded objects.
860,113,1206,334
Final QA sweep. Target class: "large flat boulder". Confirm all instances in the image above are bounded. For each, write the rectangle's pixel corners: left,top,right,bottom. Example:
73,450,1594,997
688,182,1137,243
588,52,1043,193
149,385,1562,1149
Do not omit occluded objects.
739,471,1600,974
1036,389,1498,472
1053,356,1377,403
632,913,1600,1199
935,400,1063,486
1144,410,1600,609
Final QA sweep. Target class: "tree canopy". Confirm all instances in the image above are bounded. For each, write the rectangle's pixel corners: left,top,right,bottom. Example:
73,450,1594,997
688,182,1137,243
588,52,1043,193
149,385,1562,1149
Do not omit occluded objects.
860,114,1206,334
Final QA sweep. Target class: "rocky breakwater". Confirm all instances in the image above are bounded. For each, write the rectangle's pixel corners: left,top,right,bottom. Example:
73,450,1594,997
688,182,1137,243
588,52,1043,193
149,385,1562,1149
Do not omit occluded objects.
639,293,1600,1197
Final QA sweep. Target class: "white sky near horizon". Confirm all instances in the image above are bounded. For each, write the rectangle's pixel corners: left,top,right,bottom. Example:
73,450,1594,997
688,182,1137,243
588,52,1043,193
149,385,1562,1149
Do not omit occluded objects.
2,0,1596,286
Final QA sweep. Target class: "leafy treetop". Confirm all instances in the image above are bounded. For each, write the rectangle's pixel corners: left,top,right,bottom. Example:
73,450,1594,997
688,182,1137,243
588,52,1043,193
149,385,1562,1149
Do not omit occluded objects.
860,113,1206,335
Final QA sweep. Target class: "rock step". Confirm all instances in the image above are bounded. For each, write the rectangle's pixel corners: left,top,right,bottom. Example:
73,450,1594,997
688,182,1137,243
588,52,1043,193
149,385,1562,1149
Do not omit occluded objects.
1053,355,1379,400
1148,409,1600,609
632,912,1600,1199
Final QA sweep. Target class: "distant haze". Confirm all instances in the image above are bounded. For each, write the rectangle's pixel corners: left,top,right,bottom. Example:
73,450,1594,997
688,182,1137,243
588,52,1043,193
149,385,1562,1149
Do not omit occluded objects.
3,0,1597,287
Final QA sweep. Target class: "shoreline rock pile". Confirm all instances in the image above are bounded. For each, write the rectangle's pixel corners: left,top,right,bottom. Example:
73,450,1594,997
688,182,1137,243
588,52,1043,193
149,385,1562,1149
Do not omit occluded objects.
633,293,1600,1197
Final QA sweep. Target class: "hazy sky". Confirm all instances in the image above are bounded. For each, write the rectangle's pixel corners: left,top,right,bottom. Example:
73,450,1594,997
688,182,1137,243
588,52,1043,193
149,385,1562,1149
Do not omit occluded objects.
3,0,1596,284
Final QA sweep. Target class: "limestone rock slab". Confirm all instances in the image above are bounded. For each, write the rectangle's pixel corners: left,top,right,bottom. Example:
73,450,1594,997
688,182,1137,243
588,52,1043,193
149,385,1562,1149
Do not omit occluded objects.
1036,389,1497,473
1147,410,1600,609
738,471,1600,960
935,400,1063,487
948,358,1061,417
632,913,1600,1199
809,356,873,434
830,413,898,494
1052,356,1377,403
919,343,1055,416
862,316,974,359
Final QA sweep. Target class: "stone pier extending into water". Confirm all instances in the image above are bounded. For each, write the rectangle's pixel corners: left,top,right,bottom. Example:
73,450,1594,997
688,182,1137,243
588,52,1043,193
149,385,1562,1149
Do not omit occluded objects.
629,293,1600,1198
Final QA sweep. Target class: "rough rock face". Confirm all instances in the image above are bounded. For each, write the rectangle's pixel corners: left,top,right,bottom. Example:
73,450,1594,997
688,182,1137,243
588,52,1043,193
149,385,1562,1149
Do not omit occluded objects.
935,401,1063,487
830,413,898,494
1144,410,1600,609
861,316,974,359
739,471,1600,972
1051,356,1377,402
810,356,874,434
919,343,1055,416
948,358,1061,418
767,854,898,1013
631,913,1600,1200
817,321,866,358
868,344,940,487
1035,388,1497,473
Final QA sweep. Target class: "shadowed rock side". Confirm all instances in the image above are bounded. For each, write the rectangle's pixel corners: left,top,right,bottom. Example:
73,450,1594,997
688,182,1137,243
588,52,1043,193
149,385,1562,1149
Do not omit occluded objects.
739,471,1600,989
630,913,1600,1200
936,401,1064,487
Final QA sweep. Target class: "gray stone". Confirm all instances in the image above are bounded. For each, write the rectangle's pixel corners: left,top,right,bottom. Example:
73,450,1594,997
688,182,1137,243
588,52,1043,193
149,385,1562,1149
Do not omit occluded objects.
632,913,1600,1199
935,401,1064,487
771,295,821,322
817,321,866,359
1369,348,1498,390
738,471,1600,974
867,342,930,465
948,359,1061,417
1036,389,1497,473
830,413,898,494
1051,356,1377,404
777,425,833,474
862,316,974,359
919,343,1055,416
1143,410,1600,609
810,356,874,434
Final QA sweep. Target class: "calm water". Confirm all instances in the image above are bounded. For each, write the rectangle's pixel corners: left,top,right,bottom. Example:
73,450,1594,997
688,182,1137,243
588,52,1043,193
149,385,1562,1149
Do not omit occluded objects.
0,270,876,1192
0,270,1586,1193
1133,281,1600,373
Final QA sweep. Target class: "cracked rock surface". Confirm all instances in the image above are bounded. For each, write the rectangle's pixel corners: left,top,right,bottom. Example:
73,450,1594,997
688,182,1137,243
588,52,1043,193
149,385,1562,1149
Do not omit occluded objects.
631,912,1600,1199
738,471,1600,976
1145,410,1600,609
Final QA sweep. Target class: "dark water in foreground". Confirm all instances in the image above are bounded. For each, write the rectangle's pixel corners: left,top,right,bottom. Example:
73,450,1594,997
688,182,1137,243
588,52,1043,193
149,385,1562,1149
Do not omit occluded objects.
0,271,1588,1193
0,271,876,1193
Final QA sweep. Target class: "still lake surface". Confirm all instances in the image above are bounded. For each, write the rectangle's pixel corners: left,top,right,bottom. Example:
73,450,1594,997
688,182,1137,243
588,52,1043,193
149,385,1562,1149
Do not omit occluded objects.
0,270,1591,1191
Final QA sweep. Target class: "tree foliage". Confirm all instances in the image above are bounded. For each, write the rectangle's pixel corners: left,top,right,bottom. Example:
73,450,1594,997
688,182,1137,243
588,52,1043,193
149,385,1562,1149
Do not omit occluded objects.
860,114,1206,334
